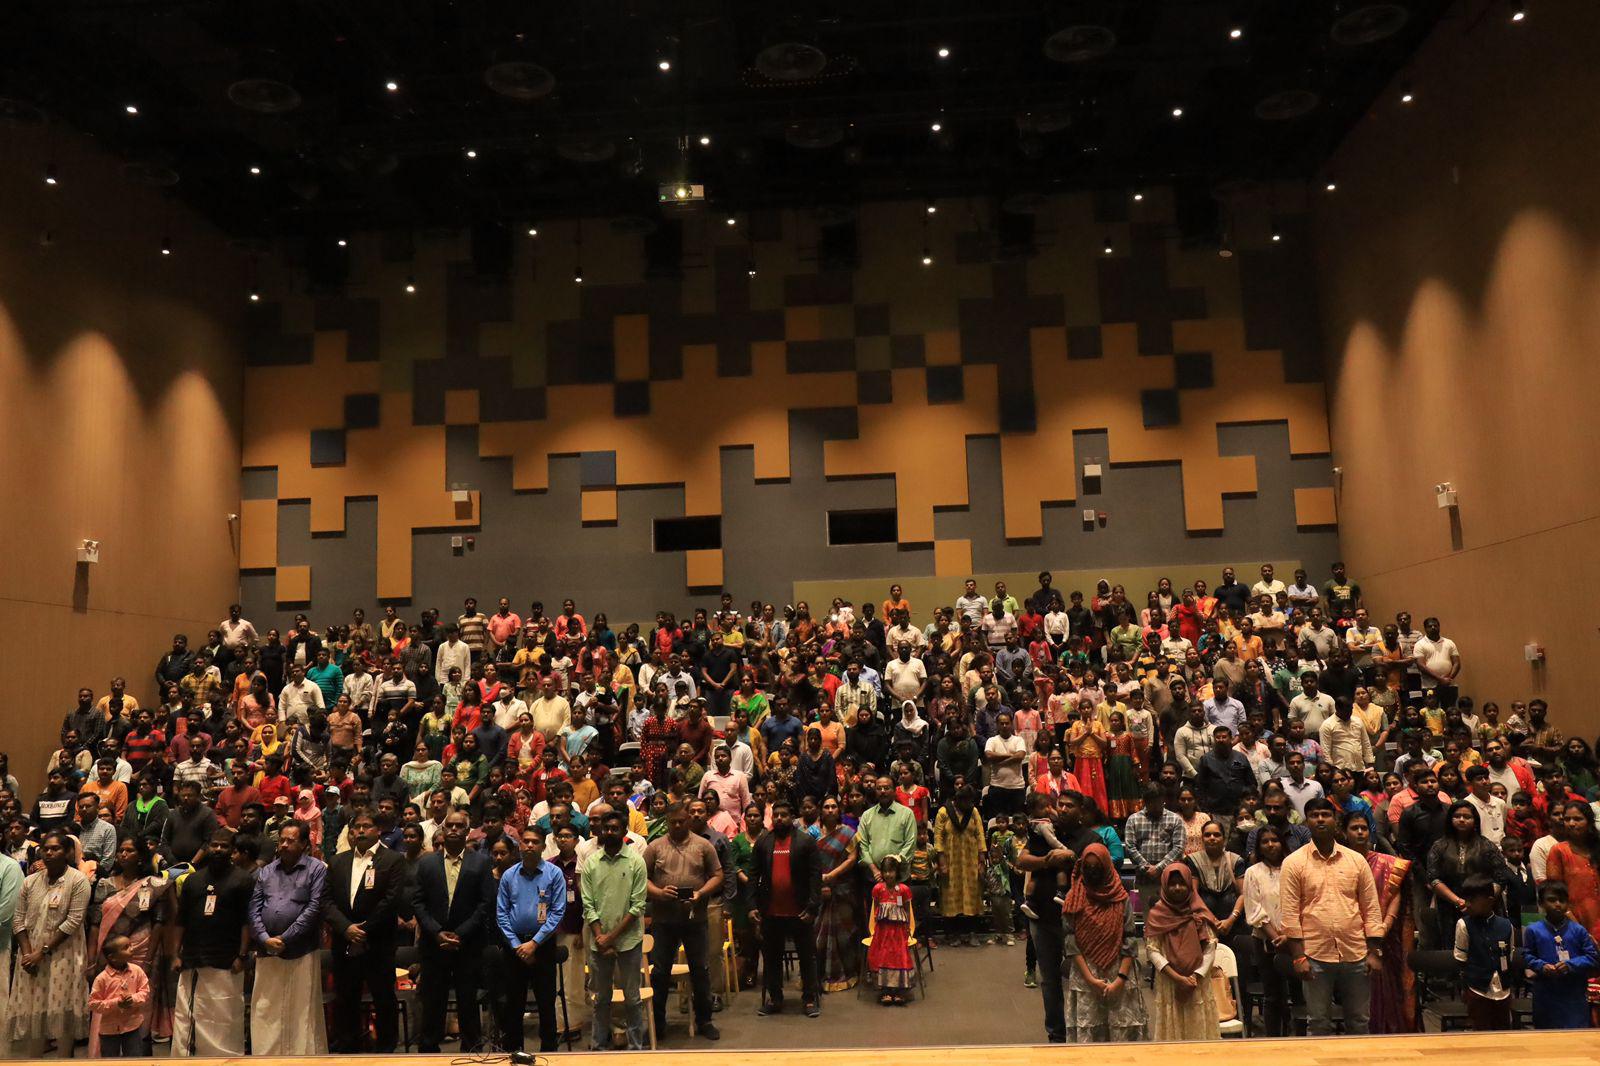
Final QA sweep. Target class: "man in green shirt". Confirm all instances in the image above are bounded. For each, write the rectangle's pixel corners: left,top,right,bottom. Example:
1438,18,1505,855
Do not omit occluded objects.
855,774,917,881
581,809,649,1049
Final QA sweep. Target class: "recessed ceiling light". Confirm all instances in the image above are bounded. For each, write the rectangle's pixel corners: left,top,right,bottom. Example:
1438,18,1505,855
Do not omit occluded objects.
1511,3,1526,21
404,276,417,294
725,217,737,227
160,240,172,256
699,135,711,146
465,148,477,159
1171,107,1184,118
1103,239,1113,255
1229,27,1243,39
658,59,671,72
921,252,933,267
249,165,261,175
385,80,399,92
937,47,950,58
746,264,756,278
1271,231,1282,243
1132,190,1144,202
1401,91,1414,104
125,104,139,115
1325,181,1337,192
249,292,261,302
337,238,348,247
926,202,937,215
527,227,539,238
1218,243,1234,259
930,120,942,132
574,270,584,284
43,164,58,186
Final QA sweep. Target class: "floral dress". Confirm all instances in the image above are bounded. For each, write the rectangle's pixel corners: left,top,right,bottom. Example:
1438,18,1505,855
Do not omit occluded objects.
867,882,915,991
10,866,91,1045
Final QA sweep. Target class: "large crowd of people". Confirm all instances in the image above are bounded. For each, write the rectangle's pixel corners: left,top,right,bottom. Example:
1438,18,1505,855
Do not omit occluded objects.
2,562,1591,1056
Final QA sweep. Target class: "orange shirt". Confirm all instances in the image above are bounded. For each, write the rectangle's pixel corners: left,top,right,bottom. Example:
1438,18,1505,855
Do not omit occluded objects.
1280,841,1383,963
882,598,912,623
81,779,129,823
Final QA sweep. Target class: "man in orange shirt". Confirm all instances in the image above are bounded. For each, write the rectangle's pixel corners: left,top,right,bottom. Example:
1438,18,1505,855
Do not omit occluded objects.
80,757,129,823
1280,797,1384,1035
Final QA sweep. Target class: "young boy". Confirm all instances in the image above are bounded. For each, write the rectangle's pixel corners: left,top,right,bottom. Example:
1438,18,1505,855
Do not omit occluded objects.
1501,835,1539,915
1452,875,1514,1031
983,817,1018,946
1523,880,1600,1029
88,934,151,1056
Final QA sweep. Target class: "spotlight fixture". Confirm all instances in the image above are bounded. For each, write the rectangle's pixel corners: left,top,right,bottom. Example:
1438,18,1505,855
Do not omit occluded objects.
249,165,261,175
1171,106,1184,118
1218,242,1234,260
921,250,933,267
43,164,58,186
1229,26,1243,39
385,80,399,92
574,268,584,284
1132,190,1144,202
698,135,711,146
125,104,139,115
926,201,937,215
160,240,172,257
1271,229,1283,243
930,120,942,132
404,275,417,294
527,227,539,238
746,262,757,278
465,148,477,159
1401,89,1415,104
1511,2,1526,21
249,291,261,302
725,217,737,227
1102,238,1113,255
937,46,951,58
658,58,672,72
1325,180,1337,192
337,238,348,247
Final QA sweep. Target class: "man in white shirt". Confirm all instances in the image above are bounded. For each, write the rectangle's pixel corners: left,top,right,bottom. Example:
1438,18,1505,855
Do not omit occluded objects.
434,625,472,685
494,687,530,731
219,604,258,651
982,712,1029,815
278,662,326,727
955,579,988,625
1289,672,1336,734
1462,766,1507,844
528,676,572,742
1251,563,1287,601
1412,616,1461,701
343,660,377,718
1318,700,1374,772
884,644,928,704
885,619,926,654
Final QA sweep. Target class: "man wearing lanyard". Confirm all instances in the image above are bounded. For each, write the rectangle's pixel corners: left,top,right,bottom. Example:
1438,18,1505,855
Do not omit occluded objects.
170,830,253,1056
412,810,494,1053
496,824,568,1052
248,821,329,1055
325,808,408,1052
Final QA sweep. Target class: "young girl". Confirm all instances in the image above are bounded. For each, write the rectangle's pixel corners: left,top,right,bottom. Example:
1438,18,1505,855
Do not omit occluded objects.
1104,711,1143,820
292,788,323,851
1066,697,1110,813
867,854,916,1005
1145,864,1221,1041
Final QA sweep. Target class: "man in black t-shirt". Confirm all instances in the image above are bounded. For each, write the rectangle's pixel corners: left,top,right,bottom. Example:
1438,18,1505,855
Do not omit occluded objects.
172,829,254,1056
1016,790,1097,1044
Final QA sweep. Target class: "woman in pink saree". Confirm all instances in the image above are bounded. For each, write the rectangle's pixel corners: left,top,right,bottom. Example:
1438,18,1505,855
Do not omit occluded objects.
86,836,173,1053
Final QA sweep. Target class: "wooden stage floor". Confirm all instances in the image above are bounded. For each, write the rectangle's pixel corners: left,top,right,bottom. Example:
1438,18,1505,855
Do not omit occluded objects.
17,1031,1593,1065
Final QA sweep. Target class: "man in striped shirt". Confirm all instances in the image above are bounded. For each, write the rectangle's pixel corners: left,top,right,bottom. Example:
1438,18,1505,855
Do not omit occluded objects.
457,597,490,662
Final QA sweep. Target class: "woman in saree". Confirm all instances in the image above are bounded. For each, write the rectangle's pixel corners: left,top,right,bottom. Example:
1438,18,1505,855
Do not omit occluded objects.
815,795,861,992
86,835,172,1052
1343,810,1411,1031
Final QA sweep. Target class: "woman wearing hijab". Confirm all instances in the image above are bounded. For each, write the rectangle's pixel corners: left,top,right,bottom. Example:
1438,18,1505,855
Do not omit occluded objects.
891,700,930,765
1061,842,1147,1042
1145,863,1222,1040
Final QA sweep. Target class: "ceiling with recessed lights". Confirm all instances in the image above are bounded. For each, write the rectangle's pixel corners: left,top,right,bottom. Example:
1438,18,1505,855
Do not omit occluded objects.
0,0,1456,238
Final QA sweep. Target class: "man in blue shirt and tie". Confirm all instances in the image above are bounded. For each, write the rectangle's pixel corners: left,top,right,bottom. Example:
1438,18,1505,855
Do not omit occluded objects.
496,824,568,1052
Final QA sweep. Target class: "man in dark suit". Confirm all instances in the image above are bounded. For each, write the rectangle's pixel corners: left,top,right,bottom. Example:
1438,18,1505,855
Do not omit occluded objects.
749,796,823,1016
411,809,494,1052
325,807,408,1052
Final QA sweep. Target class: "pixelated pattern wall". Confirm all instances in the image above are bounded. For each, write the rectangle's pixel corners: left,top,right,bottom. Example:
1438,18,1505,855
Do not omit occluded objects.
240,192,1334,605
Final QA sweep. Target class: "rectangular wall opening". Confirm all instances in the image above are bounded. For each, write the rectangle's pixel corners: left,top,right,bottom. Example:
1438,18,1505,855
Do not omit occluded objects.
653,515,722,552
827,508,898,545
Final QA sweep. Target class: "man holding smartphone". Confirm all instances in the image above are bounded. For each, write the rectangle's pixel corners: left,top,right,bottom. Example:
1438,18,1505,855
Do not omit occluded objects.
643,802,724,1041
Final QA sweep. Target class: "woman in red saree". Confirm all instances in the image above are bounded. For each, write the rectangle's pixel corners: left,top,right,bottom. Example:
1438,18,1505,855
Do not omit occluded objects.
1345,810,1411,1031
86,836,172,1053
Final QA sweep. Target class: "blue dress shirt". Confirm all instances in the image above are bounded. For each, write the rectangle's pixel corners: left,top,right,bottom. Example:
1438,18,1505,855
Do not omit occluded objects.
496,858,567,949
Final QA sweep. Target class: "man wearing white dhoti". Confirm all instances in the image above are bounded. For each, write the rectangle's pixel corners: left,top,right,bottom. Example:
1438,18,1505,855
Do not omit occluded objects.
247,821,329,1055
171,830,254,1056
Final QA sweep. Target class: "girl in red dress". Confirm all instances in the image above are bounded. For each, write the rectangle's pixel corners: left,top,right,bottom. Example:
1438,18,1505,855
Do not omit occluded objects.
867,855,917,1005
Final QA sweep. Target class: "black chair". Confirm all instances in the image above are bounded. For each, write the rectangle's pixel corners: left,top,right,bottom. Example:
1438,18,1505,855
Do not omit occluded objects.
1409,948,1471,1031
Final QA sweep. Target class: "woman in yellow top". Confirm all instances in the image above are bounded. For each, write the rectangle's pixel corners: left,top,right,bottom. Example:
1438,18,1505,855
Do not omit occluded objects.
1067,697,1111,815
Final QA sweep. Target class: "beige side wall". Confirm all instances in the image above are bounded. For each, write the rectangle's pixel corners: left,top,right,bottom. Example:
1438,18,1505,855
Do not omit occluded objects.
1313,2,1600,734
0,128,246,796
